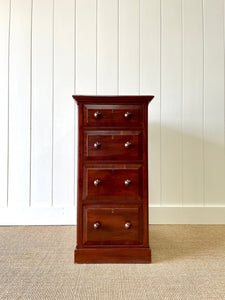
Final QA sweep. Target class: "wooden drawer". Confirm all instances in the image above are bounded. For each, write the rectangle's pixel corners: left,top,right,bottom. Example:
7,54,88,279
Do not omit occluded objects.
83,164,143,202
83,130,143,161
83,104,143,128
83,205,142,246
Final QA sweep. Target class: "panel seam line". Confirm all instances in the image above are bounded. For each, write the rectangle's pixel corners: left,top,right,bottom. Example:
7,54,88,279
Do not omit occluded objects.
7,0,12,208
29,0,33,207
51,0,55,207
202,0,205,207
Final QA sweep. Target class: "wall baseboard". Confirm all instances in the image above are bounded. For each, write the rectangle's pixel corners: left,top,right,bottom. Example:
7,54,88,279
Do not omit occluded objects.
0,206,225,225
149,206,225,224
0,207,76,225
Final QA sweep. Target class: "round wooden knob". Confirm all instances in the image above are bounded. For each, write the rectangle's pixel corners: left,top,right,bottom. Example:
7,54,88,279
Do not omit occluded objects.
94,179,101,186
124,141,132,148
93,222,101,229
125,222,132,229
94,141,101,149
94,111,102,119
124,112,132,119
125,179,131,186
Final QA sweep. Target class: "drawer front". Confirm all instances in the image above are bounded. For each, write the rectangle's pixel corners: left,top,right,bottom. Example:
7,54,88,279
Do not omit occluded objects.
83,104,143,127
83,205,142,245
83,164,143,202
84,130,143,161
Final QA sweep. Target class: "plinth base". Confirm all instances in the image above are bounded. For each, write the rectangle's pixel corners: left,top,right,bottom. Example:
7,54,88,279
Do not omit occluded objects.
74,247,151,263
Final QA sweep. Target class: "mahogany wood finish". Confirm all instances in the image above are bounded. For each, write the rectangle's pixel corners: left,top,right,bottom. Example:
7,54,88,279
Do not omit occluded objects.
73,95,154,263
83,164,143,202
84,130,143,161
84,104,143,128
83,204,142,245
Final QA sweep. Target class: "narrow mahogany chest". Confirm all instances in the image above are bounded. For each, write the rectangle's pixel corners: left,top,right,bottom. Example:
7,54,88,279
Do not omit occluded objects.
73,95,154,263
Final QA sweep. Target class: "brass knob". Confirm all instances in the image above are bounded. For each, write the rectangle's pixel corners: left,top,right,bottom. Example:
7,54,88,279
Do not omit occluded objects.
124,112,132,119
94,222,101,229
94,111,102,119
125,179,131,186
125,222,132,229
94,179,101,186
124,141,132,148
94,141,101,149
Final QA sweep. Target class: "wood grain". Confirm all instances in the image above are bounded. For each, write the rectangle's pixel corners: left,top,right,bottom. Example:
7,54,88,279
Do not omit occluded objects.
73,95,153,263
83,204,142,246
83,104,143,128
83,164,143,202
84,130,143,161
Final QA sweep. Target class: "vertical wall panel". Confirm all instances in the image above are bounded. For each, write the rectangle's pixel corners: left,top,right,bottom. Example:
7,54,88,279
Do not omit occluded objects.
161,0,182,206
97,0,118,94
182,0,204,206
53,0,75,207
140,0,161,206
1,0,225,224
204,0,225,206
31,0,53,206
119,0,139,94
76,0,96,94
0,0,10,207
8,0,31,207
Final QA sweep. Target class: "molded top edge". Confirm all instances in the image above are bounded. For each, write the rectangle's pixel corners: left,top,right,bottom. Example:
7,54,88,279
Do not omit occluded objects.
72,95,154,103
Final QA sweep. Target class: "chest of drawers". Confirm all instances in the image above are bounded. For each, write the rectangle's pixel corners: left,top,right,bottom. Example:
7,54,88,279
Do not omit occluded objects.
73,95,154,263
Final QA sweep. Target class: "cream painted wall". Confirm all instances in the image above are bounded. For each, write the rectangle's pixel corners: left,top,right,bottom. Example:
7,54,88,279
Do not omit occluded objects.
0,0,224,224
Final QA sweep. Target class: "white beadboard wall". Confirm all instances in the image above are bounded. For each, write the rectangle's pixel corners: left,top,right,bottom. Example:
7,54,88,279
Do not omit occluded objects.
0,0,225,225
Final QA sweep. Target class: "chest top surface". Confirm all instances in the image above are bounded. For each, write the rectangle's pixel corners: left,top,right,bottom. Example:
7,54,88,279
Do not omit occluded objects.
72,95,154,104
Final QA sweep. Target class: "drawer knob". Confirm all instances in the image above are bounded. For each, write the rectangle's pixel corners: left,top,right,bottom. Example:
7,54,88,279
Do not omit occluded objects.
94,179,101,186
94,141,101,149
93,222,101,229
125,222,132,229
124,141,132,148
94,111,102,119
124,112,132,119
125,179,131,186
